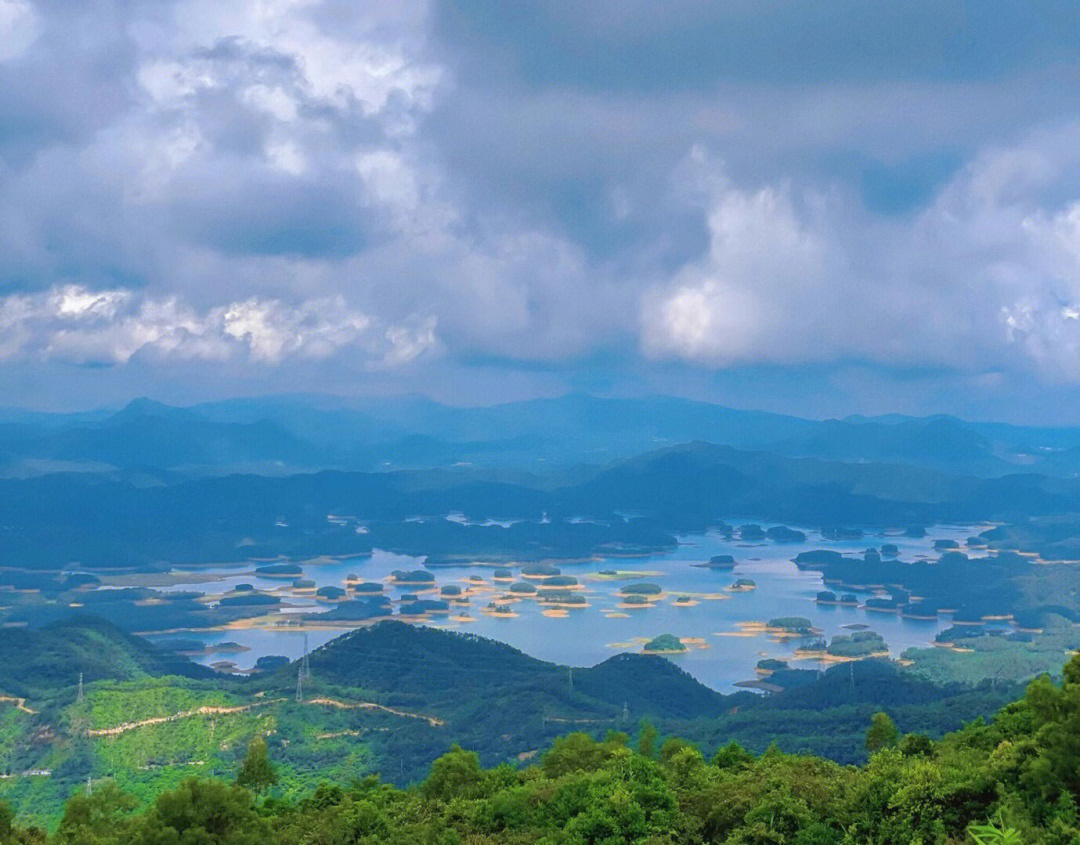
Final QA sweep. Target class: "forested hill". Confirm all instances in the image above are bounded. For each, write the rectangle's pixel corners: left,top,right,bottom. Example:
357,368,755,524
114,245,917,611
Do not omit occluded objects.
0,618,1020,826
289,621,728,720
5,441,1080,571
2,651,1079,843
0,617,211,698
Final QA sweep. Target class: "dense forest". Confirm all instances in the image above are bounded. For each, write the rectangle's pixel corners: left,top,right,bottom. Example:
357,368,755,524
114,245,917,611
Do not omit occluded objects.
3,653,1080,843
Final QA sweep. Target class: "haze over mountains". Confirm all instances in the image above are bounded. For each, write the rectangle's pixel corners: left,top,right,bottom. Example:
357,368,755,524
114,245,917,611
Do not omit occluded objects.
4,394,1080,479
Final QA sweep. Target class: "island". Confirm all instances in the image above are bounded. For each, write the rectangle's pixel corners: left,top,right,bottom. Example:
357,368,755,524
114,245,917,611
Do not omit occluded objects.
255,563,303,578
643,634,687,654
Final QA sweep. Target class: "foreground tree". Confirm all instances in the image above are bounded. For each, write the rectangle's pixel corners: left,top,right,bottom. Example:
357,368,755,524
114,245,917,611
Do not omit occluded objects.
236,737,278,797
133,779,267,845
866,711,899,752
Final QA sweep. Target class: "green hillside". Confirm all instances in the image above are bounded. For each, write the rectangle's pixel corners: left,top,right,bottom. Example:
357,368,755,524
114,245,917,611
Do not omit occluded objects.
0,619,1019,826
1,653,1079,843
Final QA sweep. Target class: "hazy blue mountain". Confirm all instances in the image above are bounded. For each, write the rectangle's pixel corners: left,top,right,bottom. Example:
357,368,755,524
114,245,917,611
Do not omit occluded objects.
7,394,1080,477
4,436,1080,575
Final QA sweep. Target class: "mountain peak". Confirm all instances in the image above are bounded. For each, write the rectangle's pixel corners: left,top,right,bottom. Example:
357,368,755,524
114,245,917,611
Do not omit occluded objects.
111,398,189,421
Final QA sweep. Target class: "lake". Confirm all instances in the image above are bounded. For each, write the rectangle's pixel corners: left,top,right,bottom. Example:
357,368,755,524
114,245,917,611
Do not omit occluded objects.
144,522,983,692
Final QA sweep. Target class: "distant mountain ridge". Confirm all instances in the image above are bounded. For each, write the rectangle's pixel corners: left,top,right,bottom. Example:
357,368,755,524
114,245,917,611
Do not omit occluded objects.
4,393,1080,477
3,435,1080,571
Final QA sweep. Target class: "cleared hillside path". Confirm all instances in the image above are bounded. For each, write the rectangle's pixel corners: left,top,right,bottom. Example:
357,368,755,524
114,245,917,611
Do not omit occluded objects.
86,699,286,736
0,695,36,714
86,695,442,737
306,696,444,727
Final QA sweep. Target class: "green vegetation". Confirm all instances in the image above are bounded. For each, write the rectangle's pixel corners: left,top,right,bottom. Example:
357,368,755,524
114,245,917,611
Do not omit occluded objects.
643,635,686,654
827,631,888,658
767,617,813,634
236,737,278,796
619,583,662,596
864,711,898,751
390,570,435,584
904,617,1080,685
3,656,1080,842
521,564,560,577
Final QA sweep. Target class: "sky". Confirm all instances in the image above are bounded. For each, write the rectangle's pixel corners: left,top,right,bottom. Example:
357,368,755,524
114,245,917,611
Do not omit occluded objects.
3,1,1080,421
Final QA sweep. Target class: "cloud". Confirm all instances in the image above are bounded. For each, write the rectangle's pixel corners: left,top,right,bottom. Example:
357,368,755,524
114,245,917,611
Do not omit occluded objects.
642,130,1080,380
4,0,1080,413
0,284,440,367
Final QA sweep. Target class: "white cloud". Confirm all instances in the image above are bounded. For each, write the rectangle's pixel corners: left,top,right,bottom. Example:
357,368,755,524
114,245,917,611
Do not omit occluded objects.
641,130,1080,380
0,0,37,61
0,285,439,367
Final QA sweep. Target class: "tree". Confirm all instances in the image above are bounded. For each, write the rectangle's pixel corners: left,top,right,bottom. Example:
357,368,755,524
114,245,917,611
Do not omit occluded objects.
542,733,608,778
713,740,754,770
423,745,483,801
866,712,899,752
236,737,277,797
638,719,658,760
54,782,137,845
899,732,935,758
133,778,267,845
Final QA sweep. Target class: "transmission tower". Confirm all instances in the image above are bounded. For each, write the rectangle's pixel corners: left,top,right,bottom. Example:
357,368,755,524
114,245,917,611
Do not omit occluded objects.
568,667,573,695
77,672,84,703
296,667,304,703
302,633,311,681
622,701,629,724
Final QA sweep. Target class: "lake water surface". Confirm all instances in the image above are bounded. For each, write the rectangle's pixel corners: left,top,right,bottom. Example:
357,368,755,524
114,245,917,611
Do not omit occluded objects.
148,523,983,692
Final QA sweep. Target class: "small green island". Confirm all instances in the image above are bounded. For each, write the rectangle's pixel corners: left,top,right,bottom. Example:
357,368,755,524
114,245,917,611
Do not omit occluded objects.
254,563,303,577
619,582,662,596
767,616,814,635
825,631,889,657
643,633,687,653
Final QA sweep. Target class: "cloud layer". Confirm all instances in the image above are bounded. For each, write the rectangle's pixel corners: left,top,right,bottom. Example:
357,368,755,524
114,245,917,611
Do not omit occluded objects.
0,284,439,367
3,1,1080,414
